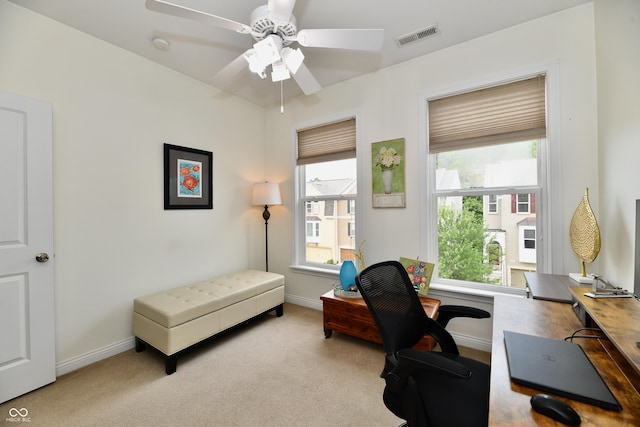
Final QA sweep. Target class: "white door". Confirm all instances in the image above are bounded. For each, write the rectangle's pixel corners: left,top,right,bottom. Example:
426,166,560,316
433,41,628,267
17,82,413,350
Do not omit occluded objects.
0,91,55,403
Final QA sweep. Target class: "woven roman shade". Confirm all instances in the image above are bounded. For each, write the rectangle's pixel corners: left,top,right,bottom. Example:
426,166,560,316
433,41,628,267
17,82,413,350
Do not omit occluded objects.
297,118,356,165
428,75,546,153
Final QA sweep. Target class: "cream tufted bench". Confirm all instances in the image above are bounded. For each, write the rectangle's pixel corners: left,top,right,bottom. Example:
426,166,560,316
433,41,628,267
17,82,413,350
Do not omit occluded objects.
133,270,284,374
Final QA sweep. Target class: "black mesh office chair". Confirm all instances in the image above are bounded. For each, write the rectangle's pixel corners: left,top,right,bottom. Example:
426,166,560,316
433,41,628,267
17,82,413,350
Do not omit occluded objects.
356,260,491,427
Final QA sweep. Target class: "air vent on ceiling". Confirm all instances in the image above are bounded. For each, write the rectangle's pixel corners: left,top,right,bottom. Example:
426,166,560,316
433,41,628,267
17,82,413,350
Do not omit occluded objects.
396,24,440,47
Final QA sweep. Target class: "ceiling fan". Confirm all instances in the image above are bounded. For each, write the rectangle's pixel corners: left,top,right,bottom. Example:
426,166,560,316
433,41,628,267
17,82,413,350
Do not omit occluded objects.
145,0,384,95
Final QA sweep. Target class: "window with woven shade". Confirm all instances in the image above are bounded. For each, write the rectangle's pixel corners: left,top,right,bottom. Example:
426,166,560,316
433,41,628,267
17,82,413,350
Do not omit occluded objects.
424,74,548,291
294,117,358,271
296,118,356,165
428,75,546,153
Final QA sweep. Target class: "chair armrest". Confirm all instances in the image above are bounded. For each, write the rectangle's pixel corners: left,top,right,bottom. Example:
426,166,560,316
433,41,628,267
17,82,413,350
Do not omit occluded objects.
436,305,491,328
424,317,459,355
385,348,471,393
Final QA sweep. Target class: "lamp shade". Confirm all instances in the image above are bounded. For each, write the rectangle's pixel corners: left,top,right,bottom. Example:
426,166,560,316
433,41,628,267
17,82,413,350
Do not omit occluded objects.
251,182,282,206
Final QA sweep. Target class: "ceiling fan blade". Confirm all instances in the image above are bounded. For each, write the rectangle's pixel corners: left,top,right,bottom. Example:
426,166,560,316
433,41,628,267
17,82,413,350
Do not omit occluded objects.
291,62,321,95
267,0,297,24
297,29,384,51
145,0,251,34
211,52,250,86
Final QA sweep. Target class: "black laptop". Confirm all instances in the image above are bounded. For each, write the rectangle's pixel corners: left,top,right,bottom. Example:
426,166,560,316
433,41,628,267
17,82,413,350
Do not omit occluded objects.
503,330,622,411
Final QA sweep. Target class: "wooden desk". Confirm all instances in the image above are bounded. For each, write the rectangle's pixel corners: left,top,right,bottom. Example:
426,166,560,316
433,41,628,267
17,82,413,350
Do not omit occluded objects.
569,286,640,387
490,295,640,426
320,290,440,350
524,272,590,304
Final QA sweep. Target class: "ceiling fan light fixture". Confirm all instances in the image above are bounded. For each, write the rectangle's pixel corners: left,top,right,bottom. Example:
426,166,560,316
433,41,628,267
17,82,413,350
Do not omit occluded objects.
271,61,290,82
281,47,304,74
253,35,282,66
243,49,267,79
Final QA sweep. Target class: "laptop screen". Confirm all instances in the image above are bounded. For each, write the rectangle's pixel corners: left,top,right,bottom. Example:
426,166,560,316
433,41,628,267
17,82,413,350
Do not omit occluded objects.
503,330,621,411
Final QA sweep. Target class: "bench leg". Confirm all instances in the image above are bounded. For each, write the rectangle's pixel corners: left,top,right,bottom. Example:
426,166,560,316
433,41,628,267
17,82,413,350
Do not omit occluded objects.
165,355,178,375
275,303,284,317
135,337,146,353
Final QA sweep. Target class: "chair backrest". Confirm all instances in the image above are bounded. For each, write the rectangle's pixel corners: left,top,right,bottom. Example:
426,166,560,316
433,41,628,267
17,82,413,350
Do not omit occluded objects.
356,260,431,358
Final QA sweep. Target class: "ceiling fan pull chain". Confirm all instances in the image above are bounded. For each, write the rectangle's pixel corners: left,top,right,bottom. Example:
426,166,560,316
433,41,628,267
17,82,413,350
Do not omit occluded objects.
280,80,284,114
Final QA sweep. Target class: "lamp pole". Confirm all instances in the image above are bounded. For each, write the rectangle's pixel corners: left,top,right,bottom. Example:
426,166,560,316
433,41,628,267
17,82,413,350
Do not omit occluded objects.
262,204,271,272
251,182,281,273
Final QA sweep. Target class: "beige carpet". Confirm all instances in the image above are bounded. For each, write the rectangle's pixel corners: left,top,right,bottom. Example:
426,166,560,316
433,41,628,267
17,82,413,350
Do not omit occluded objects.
1,303,490,427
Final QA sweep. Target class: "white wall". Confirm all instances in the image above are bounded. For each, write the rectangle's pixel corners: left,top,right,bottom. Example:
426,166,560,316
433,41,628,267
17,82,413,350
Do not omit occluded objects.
264,3,600,347
0,1,266,370
4,0,637,368
595,0,640,290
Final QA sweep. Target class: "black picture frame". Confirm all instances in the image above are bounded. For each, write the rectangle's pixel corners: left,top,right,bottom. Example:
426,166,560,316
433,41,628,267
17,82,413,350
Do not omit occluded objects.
164,143,213,210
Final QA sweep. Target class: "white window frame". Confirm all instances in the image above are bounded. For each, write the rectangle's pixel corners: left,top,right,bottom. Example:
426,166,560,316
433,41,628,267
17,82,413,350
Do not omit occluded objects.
347,199,355,214
419,64,563,296
306,221,320,243
488,194,498,214
292,111,363,276
517,194,532,214
520,226,537,263
306,201,319,215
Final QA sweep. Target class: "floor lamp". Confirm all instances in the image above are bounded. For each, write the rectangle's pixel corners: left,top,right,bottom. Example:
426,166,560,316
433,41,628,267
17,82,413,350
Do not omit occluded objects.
251,182,282,272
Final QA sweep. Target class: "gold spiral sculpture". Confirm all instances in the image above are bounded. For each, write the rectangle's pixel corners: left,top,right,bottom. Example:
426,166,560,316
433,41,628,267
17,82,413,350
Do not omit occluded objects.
569,188,601,278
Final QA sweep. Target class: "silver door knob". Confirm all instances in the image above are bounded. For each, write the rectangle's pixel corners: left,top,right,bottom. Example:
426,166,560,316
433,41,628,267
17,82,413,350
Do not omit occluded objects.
35,253,50,263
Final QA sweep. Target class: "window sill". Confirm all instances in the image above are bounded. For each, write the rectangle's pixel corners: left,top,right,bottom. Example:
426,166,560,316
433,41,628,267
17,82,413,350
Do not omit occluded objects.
291,263,529,301
428,281,527,304
290,264,340,280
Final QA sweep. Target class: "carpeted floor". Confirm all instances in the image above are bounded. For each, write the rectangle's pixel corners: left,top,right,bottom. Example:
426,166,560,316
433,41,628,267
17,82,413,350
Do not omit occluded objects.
0,303,490,426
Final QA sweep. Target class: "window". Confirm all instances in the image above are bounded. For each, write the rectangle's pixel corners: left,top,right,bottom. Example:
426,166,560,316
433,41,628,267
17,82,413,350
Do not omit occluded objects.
519,226,537,263
516,194,531,213
488,195,498,214
424,75,548,290
524,229,536,248
347,200,355,214
306,221,320,243
295,117,358,269
306,201,319,215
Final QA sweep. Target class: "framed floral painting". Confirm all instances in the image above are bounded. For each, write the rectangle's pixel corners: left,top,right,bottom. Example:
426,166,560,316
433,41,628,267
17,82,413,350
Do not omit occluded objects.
372,138,406,208
399,257,434,296
164,143,213,209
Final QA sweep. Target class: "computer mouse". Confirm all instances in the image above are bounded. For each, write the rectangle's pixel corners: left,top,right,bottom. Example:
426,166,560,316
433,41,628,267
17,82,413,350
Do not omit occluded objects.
530,394,581,426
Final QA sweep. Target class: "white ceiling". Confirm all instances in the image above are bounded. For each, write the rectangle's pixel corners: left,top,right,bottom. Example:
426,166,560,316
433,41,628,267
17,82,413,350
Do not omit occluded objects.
9,0,591,107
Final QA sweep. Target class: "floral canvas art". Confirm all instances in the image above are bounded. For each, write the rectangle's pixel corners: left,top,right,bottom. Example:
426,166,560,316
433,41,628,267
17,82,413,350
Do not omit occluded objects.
372,138,405,208
399,257,434,296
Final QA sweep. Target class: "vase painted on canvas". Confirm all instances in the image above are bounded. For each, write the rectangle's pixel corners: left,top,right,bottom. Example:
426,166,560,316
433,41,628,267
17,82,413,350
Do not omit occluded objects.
340,260,357,291
381,169,393,194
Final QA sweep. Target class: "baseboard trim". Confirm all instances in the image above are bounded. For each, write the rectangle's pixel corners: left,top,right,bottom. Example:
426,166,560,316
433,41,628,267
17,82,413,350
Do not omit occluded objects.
449,332,492,353
56,337,135,377
55,297,312,376
55,296,490,376
285,294,322,311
